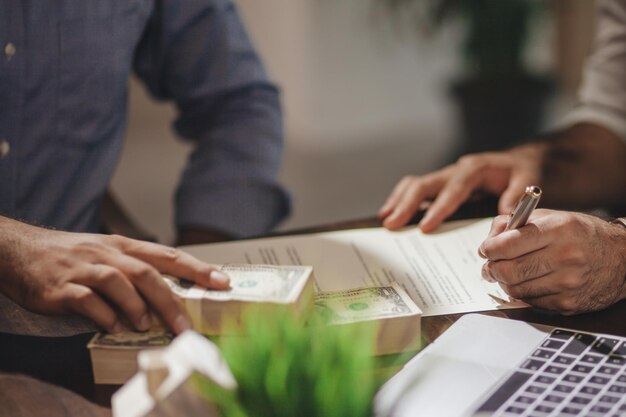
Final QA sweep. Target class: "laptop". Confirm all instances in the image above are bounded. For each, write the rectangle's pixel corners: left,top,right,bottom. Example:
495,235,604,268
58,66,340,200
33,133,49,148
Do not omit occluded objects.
374,314,626,417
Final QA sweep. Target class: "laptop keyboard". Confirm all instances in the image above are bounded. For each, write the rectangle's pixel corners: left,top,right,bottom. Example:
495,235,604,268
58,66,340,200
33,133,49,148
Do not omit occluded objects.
475,328,626,417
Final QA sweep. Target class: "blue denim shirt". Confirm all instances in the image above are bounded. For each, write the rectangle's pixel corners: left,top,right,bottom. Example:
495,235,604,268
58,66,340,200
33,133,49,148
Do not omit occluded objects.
0,0,289,237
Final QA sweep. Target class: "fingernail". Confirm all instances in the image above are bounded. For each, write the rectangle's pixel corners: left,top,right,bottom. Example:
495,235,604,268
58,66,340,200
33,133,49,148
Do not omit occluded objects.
385,212,398,224
111,321,124,334
173,313,191,334
477,245,486,259
418,219,432,233
210,270,230,287
138,313,151,331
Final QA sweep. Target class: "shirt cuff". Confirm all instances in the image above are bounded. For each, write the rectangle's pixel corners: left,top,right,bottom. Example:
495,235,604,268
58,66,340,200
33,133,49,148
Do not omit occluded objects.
175,181,291,238
561,105,626,143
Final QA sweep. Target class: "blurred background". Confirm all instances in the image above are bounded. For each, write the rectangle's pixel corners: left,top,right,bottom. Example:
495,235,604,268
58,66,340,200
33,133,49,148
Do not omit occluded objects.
110,0,596,244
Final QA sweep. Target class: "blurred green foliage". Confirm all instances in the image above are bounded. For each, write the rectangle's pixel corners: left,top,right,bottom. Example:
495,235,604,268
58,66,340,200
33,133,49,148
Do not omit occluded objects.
381,0,546,78
196,307,384,417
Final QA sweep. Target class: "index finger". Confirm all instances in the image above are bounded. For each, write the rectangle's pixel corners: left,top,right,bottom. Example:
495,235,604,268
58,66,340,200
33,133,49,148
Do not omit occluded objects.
419,166,483,232
480,222,550,261
111,236,230,289
478,215,509,258
107,253,192,334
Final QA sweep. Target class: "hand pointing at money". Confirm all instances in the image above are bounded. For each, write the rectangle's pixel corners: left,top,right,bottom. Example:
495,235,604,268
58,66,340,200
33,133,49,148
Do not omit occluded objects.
0,216,230,335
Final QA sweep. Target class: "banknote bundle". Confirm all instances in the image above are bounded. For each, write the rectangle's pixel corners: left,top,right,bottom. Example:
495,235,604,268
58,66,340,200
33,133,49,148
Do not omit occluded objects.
88,266,421,384
88,329,174,384
315,283,422,355
164,264,315,335
88,264,314,384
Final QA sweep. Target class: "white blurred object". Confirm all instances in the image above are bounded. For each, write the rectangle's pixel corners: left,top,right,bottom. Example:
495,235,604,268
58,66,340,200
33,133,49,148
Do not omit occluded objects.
374,314,548,417
112,331,236,417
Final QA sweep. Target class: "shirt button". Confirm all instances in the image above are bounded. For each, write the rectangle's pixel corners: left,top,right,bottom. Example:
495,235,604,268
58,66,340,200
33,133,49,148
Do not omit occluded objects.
0,140,10,158
4,42,16,60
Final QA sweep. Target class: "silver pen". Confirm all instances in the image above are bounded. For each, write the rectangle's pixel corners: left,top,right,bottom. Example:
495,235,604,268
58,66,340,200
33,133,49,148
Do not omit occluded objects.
505,185,542,230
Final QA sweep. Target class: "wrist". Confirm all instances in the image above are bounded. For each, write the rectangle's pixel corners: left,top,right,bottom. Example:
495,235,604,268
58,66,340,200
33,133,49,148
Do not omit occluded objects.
0,216,30,299
609,217,626,300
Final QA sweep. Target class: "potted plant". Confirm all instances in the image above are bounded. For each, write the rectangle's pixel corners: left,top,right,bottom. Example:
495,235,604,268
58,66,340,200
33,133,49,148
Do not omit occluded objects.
381,0,554,157
197,308,389,417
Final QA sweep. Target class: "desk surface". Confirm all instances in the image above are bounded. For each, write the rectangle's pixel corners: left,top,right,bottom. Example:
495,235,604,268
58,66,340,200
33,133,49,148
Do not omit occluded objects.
1,202,625,416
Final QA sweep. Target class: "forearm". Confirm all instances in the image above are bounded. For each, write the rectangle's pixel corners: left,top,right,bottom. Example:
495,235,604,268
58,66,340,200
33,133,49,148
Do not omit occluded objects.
0,216,37,302
175,83,289,238
536,123,626,209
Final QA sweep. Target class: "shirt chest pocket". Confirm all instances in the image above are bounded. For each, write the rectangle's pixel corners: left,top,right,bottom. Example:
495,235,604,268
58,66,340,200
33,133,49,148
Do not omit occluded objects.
57,17,133,148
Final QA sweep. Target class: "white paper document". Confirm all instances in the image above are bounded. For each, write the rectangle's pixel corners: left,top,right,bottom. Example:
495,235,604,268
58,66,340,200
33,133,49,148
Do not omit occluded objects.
180,218,526,316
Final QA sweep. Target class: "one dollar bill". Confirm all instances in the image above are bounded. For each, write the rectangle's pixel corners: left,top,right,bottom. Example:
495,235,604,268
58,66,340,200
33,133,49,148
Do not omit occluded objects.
315,283,422,355
163,264,315,335
315,283,420,325
164,264,313,303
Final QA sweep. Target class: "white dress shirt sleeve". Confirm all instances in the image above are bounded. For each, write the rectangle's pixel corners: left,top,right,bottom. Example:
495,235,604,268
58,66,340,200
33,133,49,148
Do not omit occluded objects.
562,0,626,142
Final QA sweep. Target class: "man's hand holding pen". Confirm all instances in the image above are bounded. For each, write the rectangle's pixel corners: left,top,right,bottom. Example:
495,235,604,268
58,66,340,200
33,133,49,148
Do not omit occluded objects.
479,209,626,315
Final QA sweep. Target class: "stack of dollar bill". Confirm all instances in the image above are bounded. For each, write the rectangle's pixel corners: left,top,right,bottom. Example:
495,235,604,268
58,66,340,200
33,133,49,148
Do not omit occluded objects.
88,265,421,384
88,329,173,384
315,283,422,355
88,264,314,384
164,264,315,335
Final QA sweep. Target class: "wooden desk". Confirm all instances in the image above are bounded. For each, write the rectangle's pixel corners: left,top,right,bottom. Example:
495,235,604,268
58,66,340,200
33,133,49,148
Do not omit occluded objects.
1,201,625,416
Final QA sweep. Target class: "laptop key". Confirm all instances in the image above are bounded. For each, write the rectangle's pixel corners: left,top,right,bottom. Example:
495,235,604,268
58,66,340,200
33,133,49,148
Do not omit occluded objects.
542,339,565,350
550,329,575,340
590,405,612,413
554,355,575,365
606,355,625,366
615,341,626,356
535,375,556,384
589,375,611,385
563,333,596,355
580,386,601,395
581,354,603,364
591,337,620,355
570,397,591,405
532,349,555,359
554,384,574,393
476,371,532,412
563,374,584,383
599,395,620,404
572,364,594,373
534,405,554,413
598,366,619,375
543,395,564,403
544,365,566,374
561,406,583,415
514,395,535,404
618,374,626,383
608,384,626,394
525,385,545,394
505,406,526,414
521,359,546,371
